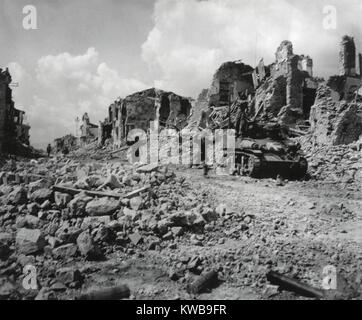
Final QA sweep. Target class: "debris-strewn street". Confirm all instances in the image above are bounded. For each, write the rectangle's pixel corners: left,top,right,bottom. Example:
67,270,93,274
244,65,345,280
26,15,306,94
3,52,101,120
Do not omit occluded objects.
1,1,362,303
0,152,361,300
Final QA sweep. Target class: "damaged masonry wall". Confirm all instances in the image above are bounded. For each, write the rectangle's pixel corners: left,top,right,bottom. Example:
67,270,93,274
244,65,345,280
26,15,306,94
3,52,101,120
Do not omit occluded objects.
309,35,362,146
0,68,31,154
309,85,362,146
254,41,316,124
101,88,192,147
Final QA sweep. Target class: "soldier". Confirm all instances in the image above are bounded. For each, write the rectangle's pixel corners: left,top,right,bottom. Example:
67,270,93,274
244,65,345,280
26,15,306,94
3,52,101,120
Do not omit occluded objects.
235,91,249,136
46,144,51,157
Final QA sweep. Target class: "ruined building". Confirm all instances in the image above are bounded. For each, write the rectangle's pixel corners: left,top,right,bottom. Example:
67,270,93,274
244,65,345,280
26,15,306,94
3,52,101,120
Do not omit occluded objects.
99,88,192,147
54,134,78,153
0,68,30,154
253,40,318,125
80,112,98,146
309,36,362,146
189,41,318,131
188,61,255,129
208,61,254,107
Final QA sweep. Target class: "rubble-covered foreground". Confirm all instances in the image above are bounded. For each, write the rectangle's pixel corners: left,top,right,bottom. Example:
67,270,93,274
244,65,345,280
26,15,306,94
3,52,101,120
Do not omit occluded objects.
0,155,361,300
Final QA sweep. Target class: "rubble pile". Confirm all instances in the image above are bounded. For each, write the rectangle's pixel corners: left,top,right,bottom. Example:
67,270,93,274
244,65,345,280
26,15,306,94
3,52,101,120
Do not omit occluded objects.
298,135,362,185
0,157,224,299
309,85,362,146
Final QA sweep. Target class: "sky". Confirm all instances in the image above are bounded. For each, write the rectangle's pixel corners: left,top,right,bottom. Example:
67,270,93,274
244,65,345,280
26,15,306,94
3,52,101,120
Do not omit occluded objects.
1,0,362,148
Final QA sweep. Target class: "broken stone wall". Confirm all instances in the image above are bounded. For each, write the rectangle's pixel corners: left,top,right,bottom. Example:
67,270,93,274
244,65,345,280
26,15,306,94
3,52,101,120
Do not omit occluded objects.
279,55,306,124
208,61,254,107
107,88,192,147
309,85,362,145
0,69,10,152
254,41,311,124
80,113,99,146
254,76,287,119
0,68,32,155
54,134,78,152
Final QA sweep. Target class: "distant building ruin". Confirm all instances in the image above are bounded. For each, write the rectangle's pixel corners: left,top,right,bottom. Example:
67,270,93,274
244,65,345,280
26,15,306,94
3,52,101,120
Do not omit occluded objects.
54,134,78,153
0,68,30,154
80,112,98,146
99,88,192,147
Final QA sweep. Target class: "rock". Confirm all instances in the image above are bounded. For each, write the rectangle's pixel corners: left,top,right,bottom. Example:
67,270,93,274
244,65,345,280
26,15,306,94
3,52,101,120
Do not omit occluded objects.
40,200,51,209
38,210,47,220
47,237,61,249
55,226,82,243
50,282,67,291
27,203,39,215
68,193,93,215
74,177,90,189
162,231,173,241
22,215,41,228
169,268,184,281
16,228,46,255
0,185,13,196
100,174,122,189
77,231,103,260
263,284,280,298
0,232,13,244
171,227,183,237
129,196,143,211
85,197,120,216
215,204,233,217
56,267,82,285
201,207,218,222
129,233,143,245
94,225,114,243
188,256,201,270
81,216,111,229
7,186,27,205
28,179,48,194
168,211,205,228
52,243,78,259
17,254,36,267
0,281,16,299
35,287,57,300
54,192,72,207
122,207,140,221
30,188,53,204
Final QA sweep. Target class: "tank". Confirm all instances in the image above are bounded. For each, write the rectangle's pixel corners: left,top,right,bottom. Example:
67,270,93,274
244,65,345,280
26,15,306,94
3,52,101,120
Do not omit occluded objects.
233,121,308,179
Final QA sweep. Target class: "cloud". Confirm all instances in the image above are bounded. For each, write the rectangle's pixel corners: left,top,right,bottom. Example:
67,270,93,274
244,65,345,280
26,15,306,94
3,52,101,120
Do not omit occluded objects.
8,48,148,148
142,0,362,97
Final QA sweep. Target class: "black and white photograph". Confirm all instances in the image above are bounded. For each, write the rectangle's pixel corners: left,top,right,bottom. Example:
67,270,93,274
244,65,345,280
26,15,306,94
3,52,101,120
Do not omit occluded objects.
0,0,362,308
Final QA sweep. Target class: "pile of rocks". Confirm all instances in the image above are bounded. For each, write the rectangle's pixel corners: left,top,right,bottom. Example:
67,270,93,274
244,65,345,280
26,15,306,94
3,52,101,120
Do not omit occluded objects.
298,136,362,185
0,158,220,299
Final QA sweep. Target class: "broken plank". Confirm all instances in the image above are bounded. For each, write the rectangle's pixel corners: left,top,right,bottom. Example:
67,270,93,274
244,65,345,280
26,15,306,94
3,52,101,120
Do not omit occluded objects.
52,184,150,200
266,271,324,299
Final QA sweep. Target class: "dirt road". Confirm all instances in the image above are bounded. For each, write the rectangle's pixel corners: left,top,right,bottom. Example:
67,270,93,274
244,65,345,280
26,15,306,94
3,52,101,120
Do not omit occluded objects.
77,167,362,300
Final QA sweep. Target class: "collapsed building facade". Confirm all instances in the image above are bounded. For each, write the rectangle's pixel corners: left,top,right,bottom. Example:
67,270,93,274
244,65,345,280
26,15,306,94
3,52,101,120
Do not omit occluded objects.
252,41,318,125
0,68,31,154
79,113,98,146
189,41,318,132
99,88,192,147
309,36,362,146
190,36,361,146
54,134,78,153
55,35,362,180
